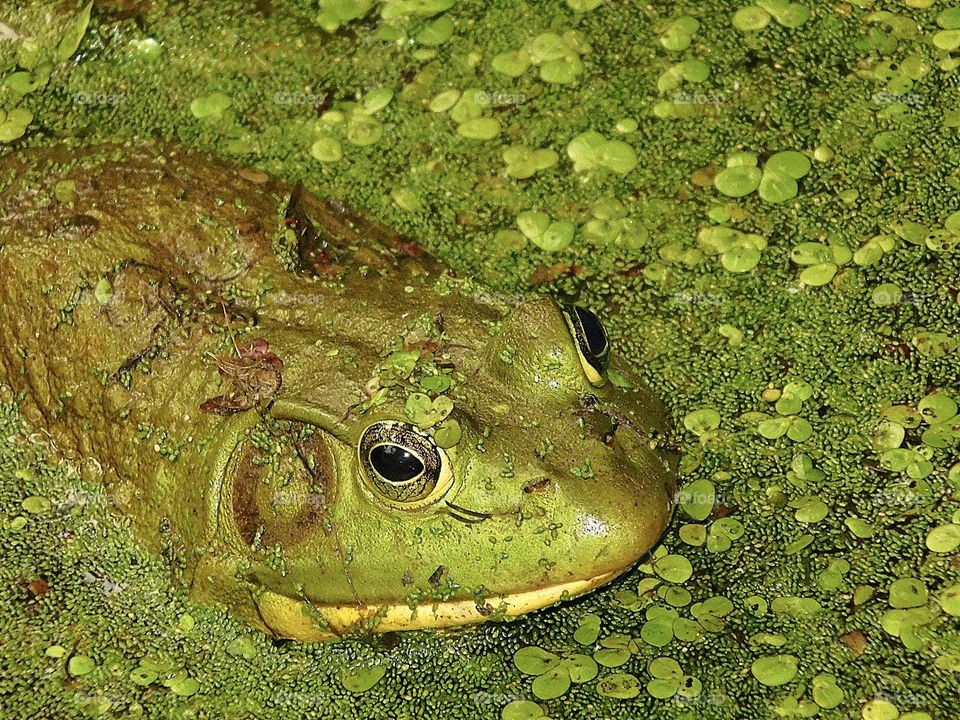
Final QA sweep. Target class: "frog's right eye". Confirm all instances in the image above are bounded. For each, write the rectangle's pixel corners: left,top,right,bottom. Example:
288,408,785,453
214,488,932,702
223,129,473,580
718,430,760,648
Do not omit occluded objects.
560,303,610,386
358,421,453,509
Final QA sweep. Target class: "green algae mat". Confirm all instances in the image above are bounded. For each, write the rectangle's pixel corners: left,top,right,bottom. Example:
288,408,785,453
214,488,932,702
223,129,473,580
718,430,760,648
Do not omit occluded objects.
2,1,960,718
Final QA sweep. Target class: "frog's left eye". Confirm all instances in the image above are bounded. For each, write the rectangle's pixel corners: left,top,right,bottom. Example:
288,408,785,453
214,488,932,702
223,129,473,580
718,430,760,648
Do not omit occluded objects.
358,421,454,509
561,303,610,386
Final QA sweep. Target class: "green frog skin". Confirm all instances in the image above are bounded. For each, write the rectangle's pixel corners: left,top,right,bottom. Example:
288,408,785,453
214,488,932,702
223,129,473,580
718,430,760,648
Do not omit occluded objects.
0,143,677,641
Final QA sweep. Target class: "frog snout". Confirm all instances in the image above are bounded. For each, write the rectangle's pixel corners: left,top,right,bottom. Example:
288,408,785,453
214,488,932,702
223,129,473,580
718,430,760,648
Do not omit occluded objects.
569,436,675,574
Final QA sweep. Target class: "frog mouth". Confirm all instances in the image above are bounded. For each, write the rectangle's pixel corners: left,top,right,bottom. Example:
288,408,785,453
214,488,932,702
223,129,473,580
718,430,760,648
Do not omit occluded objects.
251,568,625,642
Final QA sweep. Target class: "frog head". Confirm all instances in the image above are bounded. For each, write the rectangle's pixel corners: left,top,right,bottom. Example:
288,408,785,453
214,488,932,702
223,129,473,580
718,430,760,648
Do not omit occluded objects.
202,266,677,641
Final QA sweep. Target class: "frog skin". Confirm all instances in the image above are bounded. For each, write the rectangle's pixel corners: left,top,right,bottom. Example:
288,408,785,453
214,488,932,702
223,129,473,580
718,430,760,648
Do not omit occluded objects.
0,143,677,642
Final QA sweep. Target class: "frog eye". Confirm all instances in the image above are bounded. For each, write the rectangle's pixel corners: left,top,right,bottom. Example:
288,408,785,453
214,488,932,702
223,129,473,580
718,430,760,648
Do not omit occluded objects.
358,421,454,508
561,303,610,386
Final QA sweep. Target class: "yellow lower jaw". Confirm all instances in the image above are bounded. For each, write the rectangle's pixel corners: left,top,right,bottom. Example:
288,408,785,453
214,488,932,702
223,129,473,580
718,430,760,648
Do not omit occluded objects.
254,569,621,642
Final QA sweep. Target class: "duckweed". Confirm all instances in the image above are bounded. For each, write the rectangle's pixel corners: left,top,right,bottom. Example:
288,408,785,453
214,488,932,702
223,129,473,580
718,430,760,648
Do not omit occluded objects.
501,700,547,720
339,665,385,693
750,654,798,687
566,131,638,175
4,1,960,718
189,92,232,119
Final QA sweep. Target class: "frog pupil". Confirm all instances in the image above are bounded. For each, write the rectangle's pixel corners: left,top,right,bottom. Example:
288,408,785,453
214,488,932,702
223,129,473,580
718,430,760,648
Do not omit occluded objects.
574,305,608,357
370,444,424,483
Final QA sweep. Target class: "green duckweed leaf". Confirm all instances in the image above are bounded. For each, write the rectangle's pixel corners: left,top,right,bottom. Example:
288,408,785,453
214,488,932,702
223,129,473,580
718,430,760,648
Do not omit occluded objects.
491,50,531,77
594,648,630,667
938,584,960,616
56,1,93,62
528,33,568,62
596,672,641,699
679,479,715,521
912,331,958,358
567,131,637,174
503,145,559,179
573,613,601,645
311,135,343,162
501,700,546,720
926,524,960,553
646,677,679,699
6,69,50,97
770,595,821,617
786,417,813,442
758,169,798,203
714,165,762,197
428,89,461,112
847,517,876,538
649,656,682,679
225,635,257,660
791,495,829,523
751,654,798,686
22,495,51,514
721,242,762,272
798,262,837,286
416,15,455,45
457,117,501,140
346,113,383,146
888,578,928,609
68,655,96,676
759,416,791,439
862,699,901,720
917,393,957,424
532,222,575,252
653,554,693,583
759,0,810,27
130,666,159,686
765,151,811,179
933,29,960,50
517,211,550,241
540,55,584,84
790,242,833,266
683,408,721,435
785,534,814,554
639,617,674,647
165,674,200,696
514,646,560,675
359,87,394,114
812,673,844,709
679,523,707,546
340,665,386,693
0,108,34,142
404,393,453,428
433,419,462,448
190,92,232,119
55,179,77,204
733,6,772,31
419,374,451,393
531,665,570,699
659,585,693,606
563,654,598,683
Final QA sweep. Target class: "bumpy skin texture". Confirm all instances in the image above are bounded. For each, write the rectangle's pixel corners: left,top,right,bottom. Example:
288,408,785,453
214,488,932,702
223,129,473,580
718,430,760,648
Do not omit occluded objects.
0,143,676,640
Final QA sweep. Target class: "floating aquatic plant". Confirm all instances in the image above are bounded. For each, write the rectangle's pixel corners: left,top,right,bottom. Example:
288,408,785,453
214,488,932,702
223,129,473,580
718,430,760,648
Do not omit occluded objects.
491,31,590,85
566,131,637,175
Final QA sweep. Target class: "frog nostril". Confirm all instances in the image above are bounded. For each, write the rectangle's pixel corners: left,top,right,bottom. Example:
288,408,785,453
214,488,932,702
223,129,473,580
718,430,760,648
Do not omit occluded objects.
523,476,554,494
602,418,619,446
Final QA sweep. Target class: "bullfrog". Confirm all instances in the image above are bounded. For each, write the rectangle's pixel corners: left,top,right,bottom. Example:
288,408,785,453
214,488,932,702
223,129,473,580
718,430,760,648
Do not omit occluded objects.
0,142,677,641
